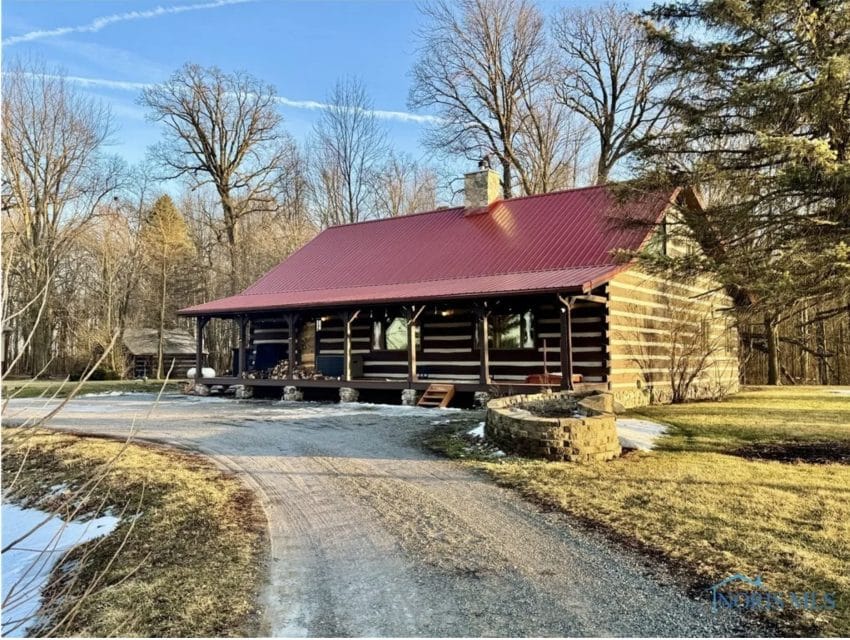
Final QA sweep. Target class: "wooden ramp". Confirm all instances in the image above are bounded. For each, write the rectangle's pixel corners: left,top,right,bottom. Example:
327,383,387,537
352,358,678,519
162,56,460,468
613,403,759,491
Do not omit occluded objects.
417,383,455,408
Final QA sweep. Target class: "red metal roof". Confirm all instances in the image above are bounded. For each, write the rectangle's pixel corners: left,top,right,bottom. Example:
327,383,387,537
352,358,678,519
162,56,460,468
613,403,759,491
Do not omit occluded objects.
180,185,673,315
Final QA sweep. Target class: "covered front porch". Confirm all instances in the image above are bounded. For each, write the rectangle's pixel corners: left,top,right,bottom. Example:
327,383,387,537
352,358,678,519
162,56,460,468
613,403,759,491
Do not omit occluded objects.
186,291,609,401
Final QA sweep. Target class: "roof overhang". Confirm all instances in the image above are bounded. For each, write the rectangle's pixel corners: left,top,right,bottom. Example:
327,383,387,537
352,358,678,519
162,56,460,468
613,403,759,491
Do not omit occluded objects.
178,265,618,318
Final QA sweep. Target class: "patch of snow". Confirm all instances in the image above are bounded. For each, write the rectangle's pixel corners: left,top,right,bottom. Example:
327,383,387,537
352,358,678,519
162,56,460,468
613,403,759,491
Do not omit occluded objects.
616,418,668,451
467,422,486,438
186,367,216,379
1,503,119,637
264,400,459,420
78,390,130,397
46,484,69,498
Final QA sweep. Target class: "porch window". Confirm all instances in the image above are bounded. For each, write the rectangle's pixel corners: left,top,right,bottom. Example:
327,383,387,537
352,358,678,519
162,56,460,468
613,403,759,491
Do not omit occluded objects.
383,317,421,351
488,311,535,349
372,321,384,350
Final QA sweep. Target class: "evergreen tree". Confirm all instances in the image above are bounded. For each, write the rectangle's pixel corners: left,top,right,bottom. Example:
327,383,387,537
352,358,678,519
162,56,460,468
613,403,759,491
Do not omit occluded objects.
635,0,850,383
139,195,195,378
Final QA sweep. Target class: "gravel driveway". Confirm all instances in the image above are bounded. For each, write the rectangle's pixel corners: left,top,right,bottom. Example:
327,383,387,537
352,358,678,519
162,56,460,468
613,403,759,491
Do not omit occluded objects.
4,394,760,637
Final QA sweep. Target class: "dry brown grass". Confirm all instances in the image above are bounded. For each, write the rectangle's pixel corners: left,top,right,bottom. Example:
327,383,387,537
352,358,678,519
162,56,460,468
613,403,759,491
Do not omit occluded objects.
2,428,267,637
1,379,179,399
429,387,850,636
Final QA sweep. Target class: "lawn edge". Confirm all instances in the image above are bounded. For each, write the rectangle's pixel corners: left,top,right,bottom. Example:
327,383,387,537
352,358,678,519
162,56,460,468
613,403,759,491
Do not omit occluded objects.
1,426,271,637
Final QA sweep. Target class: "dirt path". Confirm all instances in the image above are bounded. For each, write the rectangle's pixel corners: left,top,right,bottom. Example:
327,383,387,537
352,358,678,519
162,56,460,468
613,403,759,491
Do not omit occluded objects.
4,394,761,636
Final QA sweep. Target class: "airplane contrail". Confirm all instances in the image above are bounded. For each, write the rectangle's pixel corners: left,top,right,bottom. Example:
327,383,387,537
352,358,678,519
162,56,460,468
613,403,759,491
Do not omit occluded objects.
58,74,440,125
4,0,255,45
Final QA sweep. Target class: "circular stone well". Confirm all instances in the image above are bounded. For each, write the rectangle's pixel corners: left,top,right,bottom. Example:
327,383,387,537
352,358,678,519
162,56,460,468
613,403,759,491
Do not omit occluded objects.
485,391,621,462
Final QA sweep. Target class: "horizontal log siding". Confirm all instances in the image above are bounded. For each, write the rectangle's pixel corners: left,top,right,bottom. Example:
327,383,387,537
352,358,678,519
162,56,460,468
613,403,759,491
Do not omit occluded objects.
353,304,608,383
607,268,739,407
537,303,607,382
316,317,371,356
248,298,609,383
250,321,289,345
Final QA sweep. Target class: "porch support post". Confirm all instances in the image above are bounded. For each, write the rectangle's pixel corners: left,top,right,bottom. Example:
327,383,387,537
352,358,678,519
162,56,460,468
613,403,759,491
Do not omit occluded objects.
237,315,247,377
407,321,417,386
284,313,299,380
405,305,425,386
340,310,361,382
194,316,209,383
559,297,574,391
476,304,491,385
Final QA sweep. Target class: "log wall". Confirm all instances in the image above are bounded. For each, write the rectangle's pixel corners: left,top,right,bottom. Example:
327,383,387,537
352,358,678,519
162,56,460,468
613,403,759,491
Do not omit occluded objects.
607,268,739,407
245,297,609,384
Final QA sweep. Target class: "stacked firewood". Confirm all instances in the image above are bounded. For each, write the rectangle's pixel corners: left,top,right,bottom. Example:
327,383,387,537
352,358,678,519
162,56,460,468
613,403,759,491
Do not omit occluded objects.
269,360,289,379
244,360,325,380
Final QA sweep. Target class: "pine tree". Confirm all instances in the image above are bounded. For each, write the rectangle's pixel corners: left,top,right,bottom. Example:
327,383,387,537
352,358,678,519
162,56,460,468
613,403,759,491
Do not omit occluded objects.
139,195,195,378
635,0,850,383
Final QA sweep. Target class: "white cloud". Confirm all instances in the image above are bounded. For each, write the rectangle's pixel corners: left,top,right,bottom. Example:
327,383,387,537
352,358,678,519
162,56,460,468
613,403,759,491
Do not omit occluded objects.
43,39,167,82
55,74,439,124
274,96,441,124
4,0,255,45
64,76,151,92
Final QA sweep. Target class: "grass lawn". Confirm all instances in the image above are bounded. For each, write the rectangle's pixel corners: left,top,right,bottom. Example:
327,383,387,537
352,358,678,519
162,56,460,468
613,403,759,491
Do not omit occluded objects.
427,386,850,636
2,379,179,399
2,428,267,637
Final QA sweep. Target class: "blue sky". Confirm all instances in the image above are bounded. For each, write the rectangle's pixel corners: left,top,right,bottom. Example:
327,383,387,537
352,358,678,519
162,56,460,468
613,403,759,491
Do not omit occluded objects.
2,0,648,169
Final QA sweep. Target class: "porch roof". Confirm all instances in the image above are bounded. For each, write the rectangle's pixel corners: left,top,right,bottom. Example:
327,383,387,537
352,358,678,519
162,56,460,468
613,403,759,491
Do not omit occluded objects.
180,184,676,316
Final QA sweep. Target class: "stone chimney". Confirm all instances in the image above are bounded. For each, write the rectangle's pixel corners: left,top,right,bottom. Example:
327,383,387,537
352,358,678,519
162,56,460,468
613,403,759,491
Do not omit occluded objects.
464,159,502,213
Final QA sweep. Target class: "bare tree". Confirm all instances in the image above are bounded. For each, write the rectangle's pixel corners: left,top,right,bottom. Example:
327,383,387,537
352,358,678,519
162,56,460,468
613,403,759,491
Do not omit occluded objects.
179,182,315,372
139,195,195,378
615,299,735,404
309,77,387,227
514,100,590,192
70,163,161,377
373,152,437,218
141,63,299,292
2,59,122,376
409,0,552,197
552,2,678,184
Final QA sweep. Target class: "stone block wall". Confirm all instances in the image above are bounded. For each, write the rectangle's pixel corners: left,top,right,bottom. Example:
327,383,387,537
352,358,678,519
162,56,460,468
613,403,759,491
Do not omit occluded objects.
485,391,621,463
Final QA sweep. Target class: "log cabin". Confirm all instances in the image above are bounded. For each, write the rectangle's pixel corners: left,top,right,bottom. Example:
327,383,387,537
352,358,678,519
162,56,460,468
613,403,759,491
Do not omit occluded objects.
178,167,739,407
123,327,203,378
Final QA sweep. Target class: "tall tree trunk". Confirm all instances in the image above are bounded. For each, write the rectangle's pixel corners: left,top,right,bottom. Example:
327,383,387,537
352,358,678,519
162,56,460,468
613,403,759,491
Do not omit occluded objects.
220,195,240,296
816,319,828,384
595,156,610,185
501,159,512,199
21,270,54,377
765,314,781,385
157,259,167,379
800,307,809,383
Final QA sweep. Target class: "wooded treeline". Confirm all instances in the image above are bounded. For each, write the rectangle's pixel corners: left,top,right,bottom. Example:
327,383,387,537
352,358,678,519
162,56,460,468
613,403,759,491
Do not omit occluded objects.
2,0,848,385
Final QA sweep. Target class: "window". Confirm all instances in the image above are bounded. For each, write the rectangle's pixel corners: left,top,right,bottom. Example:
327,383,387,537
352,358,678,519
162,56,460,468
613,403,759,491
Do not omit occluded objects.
381,317,421,351
487,311,534,349
521,310,535,348
372,321,384,350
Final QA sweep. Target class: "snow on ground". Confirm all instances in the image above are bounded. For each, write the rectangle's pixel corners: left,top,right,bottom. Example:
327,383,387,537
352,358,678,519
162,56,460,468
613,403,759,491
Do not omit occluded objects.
1,504,119,637
263,400,460,421
467,422,486,438
78,390,128,397
616,418,668,451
